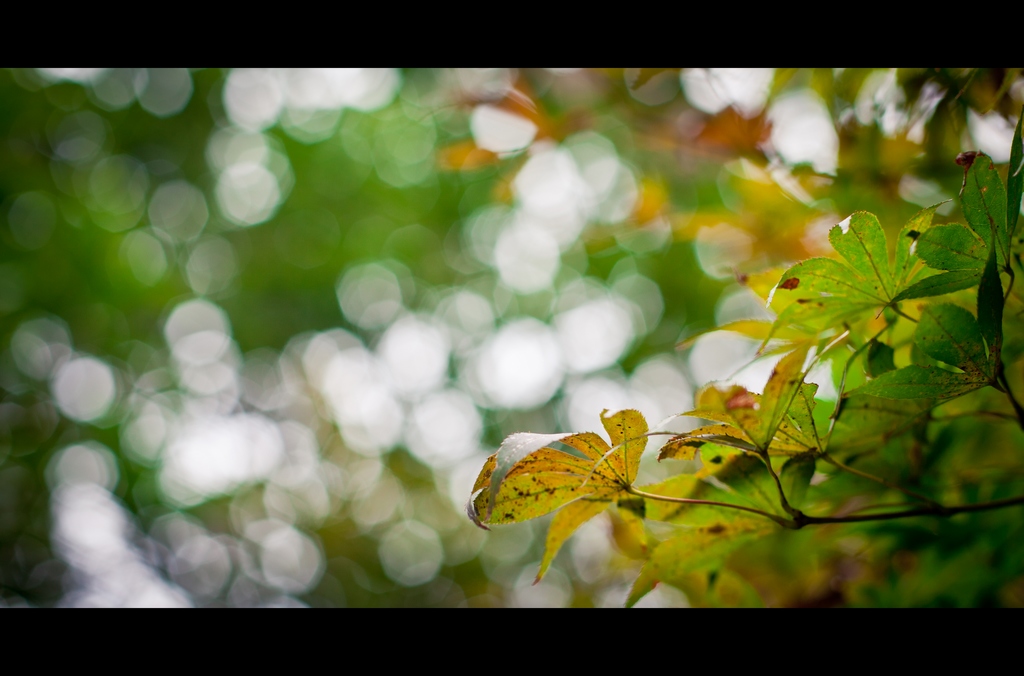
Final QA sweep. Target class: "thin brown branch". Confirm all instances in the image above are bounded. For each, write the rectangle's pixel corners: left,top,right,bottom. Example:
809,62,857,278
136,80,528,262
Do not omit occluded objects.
802,493,1024,526
997,371,1024,431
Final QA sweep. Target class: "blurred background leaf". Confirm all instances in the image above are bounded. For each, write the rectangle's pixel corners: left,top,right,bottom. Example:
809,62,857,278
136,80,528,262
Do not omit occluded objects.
1,67,1022,607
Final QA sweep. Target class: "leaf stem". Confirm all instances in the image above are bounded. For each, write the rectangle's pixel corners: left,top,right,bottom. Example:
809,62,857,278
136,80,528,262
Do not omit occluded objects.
821,453,939,507
760,451,800,518
624,486,792,528
630,484,1024,530
891,306,918,323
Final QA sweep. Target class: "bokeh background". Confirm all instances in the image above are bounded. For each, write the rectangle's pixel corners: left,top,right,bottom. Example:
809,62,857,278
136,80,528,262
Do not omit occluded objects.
1,68,1022,607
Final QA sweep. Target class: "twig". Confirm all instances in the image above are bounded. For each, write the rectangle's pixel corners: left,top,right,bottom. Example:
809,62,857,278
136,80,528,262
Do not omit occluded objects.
997,371,1024,431
802,493,1024,526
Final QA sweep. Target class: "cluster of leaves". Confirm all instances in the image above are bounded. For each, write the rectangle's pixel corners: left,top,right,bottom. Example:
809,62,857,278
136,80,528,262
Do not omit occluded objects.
468,110,1024,606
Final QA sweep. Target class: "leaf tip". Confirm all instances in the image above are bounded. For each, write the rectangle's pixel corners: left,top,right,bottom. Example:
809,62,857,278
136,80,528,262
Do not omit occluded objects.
956,151,981,169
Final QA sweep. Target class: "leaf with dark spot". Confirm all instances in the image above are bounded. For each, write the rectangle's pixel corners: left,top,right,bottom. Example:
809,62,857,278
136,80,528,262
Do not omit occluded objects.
959,151,1008,266
601,408,648,486
956,151,980,168
855,364,989,400
916,224,988,271
914,303,991,379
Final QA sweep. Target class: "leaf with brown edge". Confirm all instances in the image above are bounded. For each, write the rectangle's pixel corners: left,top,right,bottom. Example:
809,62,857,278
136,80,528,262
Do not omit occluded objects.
535,496,612,583
658,424,756,461
600,408,649,486
688,385,768,452
466,452,497,529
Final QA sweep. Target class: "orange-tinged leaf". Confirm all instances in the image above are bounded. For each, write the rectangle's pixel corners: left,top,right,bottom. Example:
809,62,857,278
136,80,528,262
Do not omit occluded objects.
436,140,499,171
658,424,757,461
536,497,612,583
633,177,669,223
690,385,768,451
676,319,808,350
